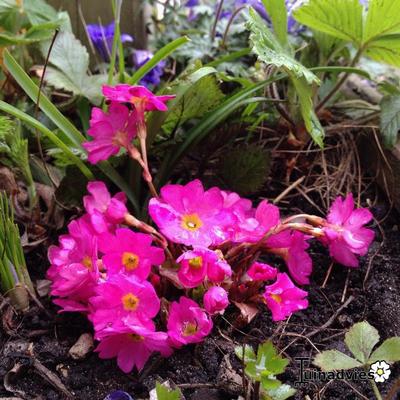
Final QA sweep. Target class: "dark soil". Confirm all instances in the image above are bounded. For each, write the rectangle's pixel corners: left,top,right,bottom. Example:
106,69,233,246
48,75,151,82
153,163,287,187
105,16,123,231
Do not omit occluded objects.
1,212,399,400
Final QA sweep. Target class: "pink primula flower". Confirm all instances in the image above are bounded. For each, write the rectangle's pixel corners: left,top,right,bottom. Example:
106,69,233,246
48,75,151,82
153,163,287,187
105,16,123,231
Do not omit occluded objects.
322,194,374,267
176,247,231,288
102,85,175,113
98,228,165,279
95,320,172,373
90,274,160,332
83,102,137,164
247,261,277,281
203,286,229,315
263,273,308,321
84,181,128,232
167,297,213,347
47,216,99,312
149,180,234,247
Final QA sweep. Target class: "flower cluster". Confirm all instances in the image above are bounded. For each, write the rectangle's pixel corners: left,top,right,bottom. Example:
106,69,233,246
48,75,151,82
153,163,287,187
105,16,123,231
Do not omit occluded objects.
49,85,374,373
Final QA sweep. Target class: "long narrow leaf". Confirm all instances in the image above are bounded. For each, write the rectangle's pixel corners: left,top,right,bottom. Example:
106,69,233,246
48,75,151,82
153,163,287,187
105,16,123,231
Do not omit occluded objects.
4,50,139,211
128,36,190,84
0,100,94,179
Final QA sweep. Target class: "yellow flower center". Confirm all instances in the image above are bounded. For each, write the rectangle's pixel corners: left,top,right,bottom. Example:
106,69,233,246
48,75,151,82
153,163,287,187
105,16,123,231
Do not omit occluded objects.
122,292,140,311
181,213,203,231
377,368,384,375
271,294,282,303
122,252,140,271
130,334,144,342
188,256,203,270
82,255,93,270
182,322,198,336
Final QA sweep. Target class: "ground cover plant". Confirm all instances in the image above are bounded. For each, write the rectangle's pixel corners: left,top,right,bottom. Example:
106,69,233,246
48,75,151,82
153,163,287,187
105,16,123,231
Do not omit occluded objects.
0,0,399,399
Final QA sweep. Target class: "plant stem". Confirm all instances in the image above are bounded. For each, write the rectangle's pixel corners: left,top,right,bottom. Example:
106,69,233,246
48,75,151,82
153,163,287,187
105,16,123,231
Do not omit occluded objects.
211,0,225,42
370,378,383,400
316,47,364,112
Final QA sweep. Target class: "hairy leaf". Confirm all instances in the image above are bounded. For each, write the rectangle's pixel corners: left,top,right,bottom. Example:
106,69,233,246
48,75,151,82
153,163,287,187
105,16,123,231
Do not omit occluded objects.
293,0,363,44
380,95,400,148
264,384,296,400
368,337,400,364
247,8,319,84
344,321,380,364
314,350,362,371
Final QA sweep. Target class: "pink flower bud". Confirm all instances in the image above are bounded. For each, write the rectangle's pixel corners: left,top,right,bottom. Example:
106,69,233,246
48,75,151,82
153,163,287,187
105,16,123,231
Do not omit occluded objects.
203,286,229,315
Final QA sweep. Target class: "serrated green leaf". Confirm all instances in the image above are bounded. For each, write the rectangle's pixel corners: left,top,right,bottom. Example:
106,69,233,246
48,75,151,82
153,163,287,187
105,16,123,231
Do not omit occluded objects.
380,94,400,148
293,0,363,45
364,0,400,43
345,321,380,363
261,0,288,47
264,384,296,400
42,31,89,90
368,337,400,364
247,8,319,85
162,75,224,134
235,344,257,364
155,382,181,400
314,350,363,371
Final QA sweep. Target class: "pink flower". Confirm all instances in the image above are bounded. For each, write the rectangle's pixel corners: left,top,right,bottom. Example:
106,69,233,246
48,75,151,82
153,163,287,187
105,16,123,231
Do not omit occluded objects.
176,247,231,288
247,262,277,281
84,181,128,232
90,274,160,332
149,180,234,247
102,85,175,113
322,194,374,267
47,217,99,312
203,286,229,315
263,273,308,321
82,102,137,164
95,320,172,373
167,297,213,347
98,228,165,279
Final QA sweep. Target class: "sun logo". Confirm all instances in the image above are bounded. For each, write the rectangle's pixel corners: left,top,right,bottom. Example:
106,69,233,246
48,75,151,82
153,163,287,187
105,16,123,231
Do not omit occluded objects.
369,361,391,383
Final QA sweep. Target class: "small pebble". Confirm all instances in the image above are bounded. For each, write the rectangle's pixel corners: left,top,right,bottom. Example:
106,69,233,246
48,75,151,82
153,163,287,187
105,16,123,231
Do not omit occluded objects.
68,333,94,360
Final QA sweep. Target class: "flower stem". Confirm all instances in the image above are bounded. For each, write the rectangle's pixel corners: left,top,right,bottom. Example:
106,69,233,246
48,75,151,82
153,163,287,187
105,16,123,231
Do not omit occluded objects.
370,378,383,400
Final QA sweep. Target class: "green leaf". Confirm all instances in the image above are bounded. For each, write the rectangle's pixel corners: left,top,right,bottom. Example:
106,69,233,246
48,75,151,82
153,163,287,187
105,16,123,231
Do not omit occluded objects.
256,341,289,376
261,0,288,47
345,321,380,363
290,75,325,148
129,36,190,85
0,100,93,180
247,8,319,84
261,375,282,390
41,31,107,104
265,384,296,400
162,74,224,134
368,337,400,364
155,382,181,400
363,0,400,43
314,350,363,371
293,0,363,45
155,77,284,187
380,94,400,148
235,344,257,364
365,35,400,67
23,0,58,25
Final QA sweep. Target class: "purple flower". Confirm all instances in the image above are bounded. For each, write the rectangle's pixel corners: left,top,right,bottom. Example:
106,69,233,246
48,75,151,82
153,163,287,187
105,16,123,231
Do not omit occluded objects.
104,391,133,400
87,22,133,62
132,50,166,87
